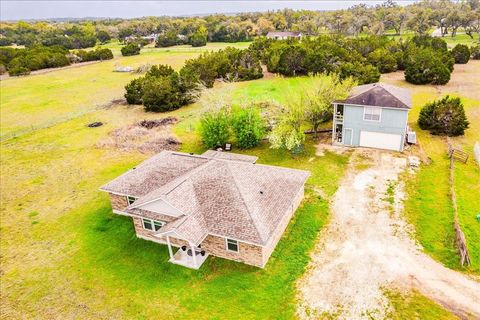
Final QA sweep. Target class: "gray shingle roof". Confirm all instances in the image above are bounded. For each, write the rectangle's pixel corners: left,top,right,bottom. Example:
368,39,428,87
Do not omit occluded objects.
337,83,412,109
100,151,310,246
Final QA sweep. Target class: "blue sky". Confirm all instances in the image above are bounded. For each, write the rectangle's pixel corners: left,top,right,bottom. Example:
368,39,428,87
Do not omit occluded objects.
0,1,417,21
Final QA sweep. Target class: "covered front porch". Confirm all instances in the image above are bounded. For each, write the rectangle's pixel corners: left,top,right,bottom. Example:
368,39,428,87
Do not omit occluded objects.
165,235,209,269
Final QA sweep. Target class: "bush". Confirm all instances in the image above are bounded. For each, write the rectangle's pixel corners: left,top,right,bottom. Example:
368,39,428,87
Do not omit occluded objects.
142,76,183,112
145,64,175,78
8,65,30,76
405,47,452,85
0,64,6,75
124,77,145,104
340,62,380,84
367,48,397,73
121,43,140,56
471,45,480,60
156,30,178,47
190,26,208,47
199,108,231,148
231,107,265,149
5,45,70,75
96,30,111,44
451,44,470,64
76,48,113,61
418,96,469,136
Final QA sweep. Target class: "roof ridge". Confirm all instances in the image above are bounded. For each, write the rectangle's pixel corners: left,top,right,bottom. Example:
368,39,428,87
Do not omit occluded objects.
225,162,266,243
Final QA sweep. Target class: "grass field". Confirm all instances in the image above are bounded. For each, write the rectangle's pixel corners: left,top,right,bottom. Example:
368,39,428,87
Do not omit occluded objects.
0,42,248,141
381,62,480,274
1,45,474,318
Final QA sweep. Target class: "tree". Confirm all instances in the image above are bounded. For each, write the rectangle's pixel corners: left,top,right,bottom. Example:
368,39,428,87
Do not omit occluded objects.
277,45,307,76
407,8,432,35
404,47,452,85
451,44,470,64
199,108,231,148
190,26,208,47
121,43,140,56
124,77,145,104
156,29,178,47
231,107,265,149
268,100,305,153
367,48,398,73
471,45,480,59
340,62,380,84
418,96,469,136
302,74,356,135
257,17,275,35
96,30,111,44
142,76,183,112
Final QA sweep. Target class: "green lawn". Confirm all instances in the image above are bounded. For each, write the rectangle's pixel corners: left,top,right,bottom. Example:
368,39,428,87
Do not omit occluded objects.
0,70,352,318
0,46,467,318
401,91,480,274
0,41,249,141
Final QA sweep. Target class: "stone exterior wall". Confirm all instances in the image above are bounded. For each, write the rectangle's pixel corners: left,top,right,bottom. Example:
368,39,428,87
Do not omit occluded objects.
109,193,128,211
262,186,304,266
200,235,264,268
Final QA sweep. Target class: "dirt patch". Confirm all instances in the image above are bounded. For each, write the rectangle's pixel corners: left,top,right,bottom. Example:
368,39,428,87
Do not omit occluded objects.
97,117,180,153
297,150,480,319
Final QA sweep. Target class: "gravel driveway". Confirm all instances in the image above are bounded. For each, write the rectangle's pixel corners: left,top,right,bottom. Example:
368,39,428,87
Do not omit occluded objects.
297,150,480,319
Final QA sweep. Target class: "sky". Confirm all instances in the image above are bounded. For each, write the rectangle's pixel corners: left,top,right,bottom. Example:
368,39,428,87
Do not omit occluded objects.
0,1,417,21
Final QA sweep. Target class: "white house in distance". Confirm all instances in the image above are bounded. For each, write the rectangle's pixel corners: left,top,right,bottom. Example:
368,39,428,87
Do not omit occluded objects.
266,31,302,40
332,83,412,152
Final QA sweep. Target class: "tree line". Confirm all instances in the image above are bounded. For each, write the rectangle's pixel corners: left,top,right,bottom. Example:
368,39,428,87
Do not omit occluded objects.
1,0,479,49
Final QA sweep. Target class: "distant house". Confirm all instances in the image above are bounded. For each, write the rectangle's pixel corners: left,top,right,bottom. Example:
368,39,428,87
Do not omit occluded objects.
100,150,309,269
266,31,302,40
332,83,412,152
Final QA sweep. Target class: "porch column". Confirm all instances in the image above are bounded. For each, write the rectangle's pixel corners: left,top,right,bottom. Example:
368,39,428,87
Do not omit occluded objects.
332,103,337,144
191,243,197,268
166,236,173,260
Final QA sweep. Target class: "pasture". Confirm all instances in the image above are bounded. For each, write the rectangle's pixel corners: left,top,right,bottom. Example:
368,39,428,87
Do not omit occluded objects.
1,44,478,318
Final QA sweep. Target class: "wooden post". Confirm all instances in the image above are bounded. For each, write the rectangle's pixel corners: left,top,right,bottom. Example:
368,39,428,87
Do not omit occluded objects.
448,140,471,267
166,236,173,260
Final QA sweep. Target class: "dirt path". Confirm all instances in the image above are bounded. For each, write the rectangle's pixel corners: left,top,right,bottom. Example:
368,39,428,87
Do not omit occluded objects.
297,150,480,319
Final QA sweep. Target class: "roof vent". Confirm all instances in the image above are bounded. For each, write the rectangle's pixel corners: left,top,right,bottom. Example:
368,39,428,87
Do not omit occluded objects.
189,152,193,155
259,191,264,195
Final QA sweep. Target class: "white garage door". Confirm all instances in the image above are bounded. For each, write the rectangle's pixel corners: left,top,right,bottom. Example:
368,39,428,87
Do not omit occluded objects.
359,131,402,151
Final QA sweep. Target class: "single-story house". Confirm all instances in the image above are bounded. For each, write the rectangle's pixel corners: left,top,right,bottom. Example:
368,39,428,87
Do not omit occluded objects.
332,83,412,152
266,31,302,40
100,150,309,269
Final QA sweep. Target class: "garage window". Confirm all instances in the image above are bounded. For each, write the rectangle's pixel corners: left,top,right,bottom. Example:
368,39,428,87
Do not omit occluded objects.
363,107,382,121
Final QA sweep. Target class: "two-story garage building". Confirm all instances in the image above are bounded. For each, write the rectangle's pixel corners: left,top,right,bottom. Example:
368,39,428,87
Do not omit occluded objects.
332,83,412,152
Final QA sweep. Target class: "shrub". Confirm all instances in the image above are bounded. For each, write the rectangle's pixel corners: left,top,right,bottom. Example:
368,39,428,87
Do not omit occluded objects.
96,30,111,44
156,30,178,47
76,48,113,61
418,96,469,136
124,77,145,104
340,62,380,84
145,64,175,78
6,45,70,75
471,45,480,60
121,43,140,56
367,48,397,73
190,26,208,47
142,75,183,112
199,108,231,148
231,107,265,149
404,47,452,85
451,44,470,64
8,65,30,76
0,64,6,75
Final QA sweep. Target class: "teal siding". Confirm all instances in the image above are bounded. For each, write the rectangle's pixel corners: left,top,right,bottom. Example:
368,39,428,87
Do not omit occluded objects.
342,104,408,148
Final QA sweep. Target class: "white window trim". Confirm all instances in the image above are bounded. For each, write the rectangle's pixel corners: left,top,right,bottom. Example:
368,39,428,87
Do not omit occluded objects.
126,196,137,205
363,107,382,122
141,217,165,232
225,238,239,253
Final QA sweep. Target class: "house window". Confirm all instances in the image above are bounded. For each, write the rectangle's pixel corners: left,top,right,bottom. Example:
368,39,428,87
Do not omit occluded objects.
226,238,239,252
127,196,137,205
142,218,165,231
364,107,382,121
